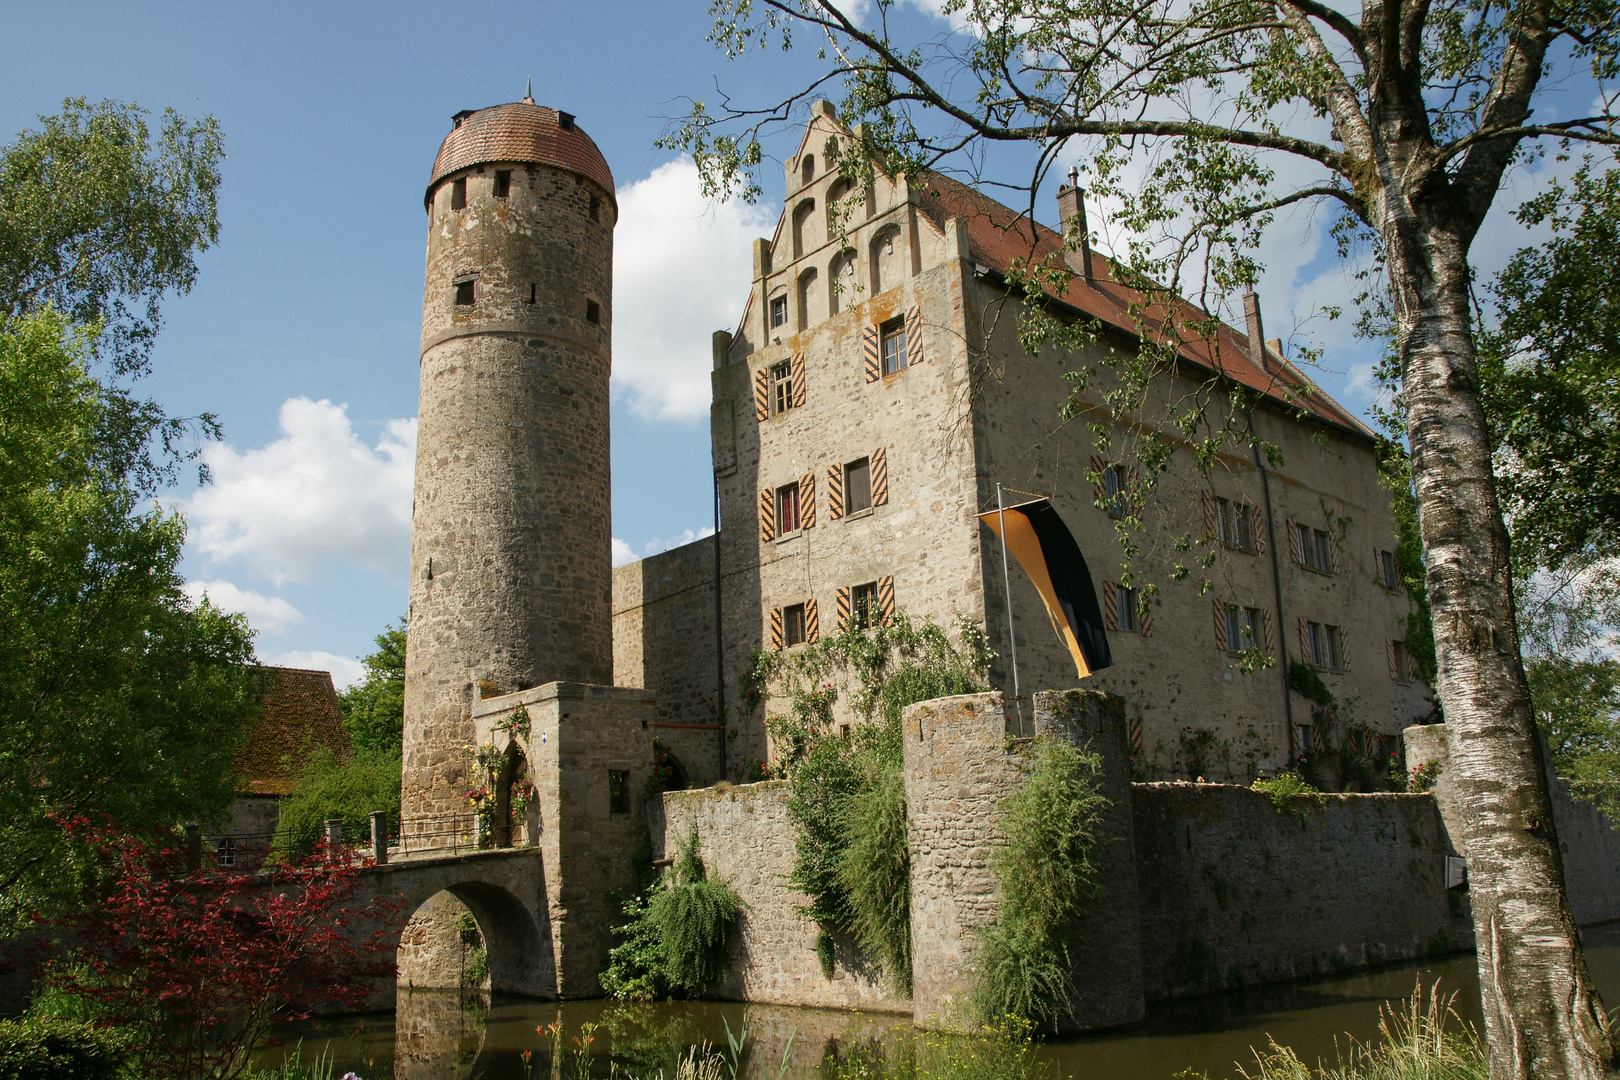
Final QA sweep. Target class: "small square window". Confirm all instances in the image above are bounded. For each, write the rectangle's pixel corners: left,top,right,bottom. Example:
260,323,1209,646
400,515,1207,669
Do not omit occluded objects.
1301,527,1335,573
494,170,511,198
880,317,908,375
451,178,467,211
845,457,872,515
608,770,630,815
216,838,236,868
776,482,801,535
1217,498,1255,549
783,603,807,648
1292,723,1312,755
771,360,795,415
1308,621,1341,669
586,300,601,324
454,280,475,306
770,294,789,328
851,581,879,630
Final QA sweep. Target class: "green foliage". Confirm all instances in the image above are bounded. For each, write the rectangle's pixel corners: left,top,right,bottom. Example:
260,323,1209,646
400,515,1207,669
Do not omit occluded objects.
0,310,260,935
974,737,1108,1028
1252,772,1327,819
0,98,224,382
1479,164,1620,573
1375,447,1437,685
758,613,990,988
839,762,912,994
271,746,401,856
603,830,743,999
337,619,405,755
1287,661,1334,708
816,1018,1046,1080
0,1016,129,1080
1529,656,1620,814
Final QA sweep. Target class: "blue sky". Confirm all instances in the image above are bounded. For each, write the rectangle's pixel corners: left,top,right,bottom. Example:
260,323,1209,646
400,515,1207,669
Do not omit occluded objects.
2,1,1566,684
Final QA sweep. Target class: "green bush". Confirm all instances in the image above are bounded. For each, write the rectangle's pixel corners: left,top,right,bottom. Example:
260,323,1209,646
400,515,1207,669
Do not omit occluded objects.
271,746,401,855
602,829,742,999
974,736,1107,1028
0,1016,128,1080
839,761,912,993
1252,771,1327,819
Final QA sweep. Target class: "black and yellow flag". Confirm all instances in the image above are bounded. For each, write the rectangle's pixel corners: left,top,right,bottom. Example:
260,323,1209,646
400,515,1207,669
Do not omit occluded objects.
978,499,1113,678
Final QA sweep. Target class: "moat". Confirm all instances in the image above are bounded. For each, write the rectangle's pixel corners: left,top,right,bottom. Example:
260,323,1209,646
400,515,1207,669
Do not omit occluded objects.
267,928,1620,1079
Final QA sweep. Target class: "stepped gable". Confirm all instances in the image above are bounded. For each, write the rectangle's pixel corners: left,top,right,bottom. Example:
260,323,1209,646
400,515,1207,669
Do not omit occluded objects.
427,101,615,207
235,666,351,796
915,170,1368,437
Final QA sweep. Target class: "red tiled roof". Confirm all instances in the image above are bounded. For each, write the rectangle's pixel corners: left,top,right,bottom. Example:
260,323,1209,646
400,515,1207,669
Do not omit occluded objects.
915,172,1370,437
235,666,352,796
426,101,616,208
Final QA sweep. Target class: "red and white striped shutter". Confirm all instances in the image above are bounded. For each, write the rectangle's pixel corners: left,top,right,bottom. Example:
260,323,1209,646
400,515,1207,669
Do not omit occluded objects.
792,350,806,408
861,325,880,383
1330,536,1344,575
1252,506,1267,553
1287,521,1304,565
800,471,816,528
760,488,776,542
1202,491,1216,540
877,575,896,625
871,447,889,506
806,598,820,643
770,607,783,651
1139,606,1154,637
1386,640,1400,681
1298,617,1310,662
1261,610,1275,656
754,367,770,421
1338,626,1351,671
1213,601,1229,649
1091,454,1107,504
827,462,844,520
905,304,924,365
836,586,851,633
1102,581,1119,631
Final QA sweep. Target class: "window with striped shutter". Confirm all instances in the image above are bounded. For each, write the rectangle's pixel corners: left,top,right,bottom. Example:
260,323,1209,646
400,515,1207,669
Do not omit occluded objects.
1129,715,1144,755
905,304,924,364
1103,581,1118,631
1215,602,1232,650
827,463,844,519
800,472,816,528
759,488,776,542
1140,605,1154,637
1387,639,1403,681
806,598,820,643
1330,535,1344,574
1298,617,1310,661
836,586,851,632
1090,454,1107,503
792,350,806,408
1337,626,1352,671
754,367,770,422
861,325,880,383
877,575,896,625
1202,491,1217,539
871,447,889,506
1251,506,1268,553
1261,610,1275,656
1287,521,1304,565
770,607,784,650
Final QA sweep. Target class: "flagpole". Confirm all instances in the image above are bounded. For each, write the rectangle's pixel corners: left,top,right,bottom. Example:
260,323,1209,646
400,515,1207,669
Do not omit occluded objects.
996,483,1023,732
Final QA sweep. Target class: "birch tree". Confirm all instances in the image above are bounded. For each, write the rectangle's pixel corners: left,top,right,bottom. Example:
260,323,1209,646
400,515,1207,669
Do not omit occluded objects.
669,1,1620,1074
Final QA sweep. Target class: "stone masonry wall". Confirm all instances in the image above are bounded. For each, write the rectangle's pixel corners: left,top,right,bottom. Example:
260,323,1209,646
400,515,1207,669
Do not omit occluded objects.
1132,783,1453,1001
612,535,726,785
657,782,910,1012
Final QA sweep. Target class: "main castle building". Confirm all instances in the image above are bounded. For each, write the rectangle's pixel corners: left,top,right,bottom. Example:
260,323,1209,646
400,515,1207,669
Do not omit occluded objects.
613,102,1432,784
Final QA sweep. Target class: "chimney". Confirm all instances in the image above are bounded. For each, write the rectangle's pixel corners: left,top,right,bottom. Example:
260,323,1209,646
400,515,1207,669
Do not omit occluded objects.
1242,287,1270,372
1055,166,1094,281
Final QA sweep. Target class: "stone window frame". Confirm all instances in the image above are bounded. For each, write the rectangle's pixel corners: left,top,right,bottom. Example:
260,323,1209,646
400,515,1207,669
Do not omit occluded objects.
879,316,909,375
1305,619,1347,671
782,602,808,648
775,480,802,539
769,292,789,329
493,169,512,199
850,581,879,630
770,360,795,416
844,456,873,517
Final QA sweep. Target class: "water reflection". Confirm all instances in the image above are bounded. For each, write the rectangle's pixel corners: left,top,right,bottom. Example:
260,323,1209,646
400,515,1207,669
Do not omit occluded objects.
268,930,1620,1080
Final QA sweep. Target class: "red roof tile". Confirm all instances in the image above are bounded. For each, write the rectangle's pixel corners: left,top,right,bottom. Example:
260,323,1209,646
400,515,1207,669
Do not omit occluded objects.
915,172,1369,437
427,101,616,208
235,666,352,796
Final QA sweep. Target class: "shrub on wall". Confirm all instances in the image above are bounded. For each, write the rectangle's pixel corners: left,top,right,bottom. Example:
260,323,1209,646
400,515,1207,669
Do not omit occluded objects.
601,829,742,999
839,761,912,993
271,746,401,856
973,735,1108,1028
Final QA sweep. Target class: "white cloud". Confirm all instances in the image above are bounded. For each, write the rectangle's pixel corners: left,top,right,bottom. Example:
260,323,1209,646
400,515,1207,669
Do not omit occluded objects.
259,650,367,690
183,579,305,635
642,526,716,556
612,537,637,566
613,159,779,421
184,398,416,585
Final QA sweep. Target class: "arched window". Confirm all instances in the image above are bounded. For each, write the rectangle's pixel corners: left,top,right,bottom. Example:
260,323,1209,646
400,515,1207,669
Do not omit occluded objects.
792,199,816,260
829,249,858,315
826,178,852,241
870,224,902,296
797,266,820,331
801,154,816,187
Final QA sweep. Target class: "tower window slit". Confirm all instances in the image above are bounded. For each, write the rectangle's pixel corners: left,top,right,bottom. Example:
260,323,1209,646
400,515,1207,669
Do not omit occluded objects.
454,280,475,306
494,170,511,198
586,300,601,324
451,178,467,210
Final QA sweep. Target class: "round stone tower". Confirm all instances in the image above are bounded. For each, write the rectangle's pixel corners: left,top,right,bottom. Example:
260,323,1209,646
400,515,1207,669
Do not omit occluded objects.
403,97,616,825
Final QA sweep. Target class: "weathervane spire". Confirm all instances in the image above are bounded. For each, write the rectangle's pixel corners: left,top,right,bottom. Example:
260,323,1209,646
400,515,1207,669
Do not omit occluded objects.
522,77,534,105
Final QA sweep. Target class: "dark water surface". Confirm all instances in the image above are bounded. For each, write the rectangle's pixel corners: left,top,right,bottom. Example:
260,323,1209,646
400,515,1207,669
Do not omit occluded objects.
268,930,1620,1079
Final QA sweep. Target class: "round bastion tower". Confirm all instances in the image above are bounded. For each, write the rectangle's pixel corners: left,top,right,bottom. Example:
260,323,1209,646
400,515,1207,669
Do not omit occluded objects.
403,97,616,826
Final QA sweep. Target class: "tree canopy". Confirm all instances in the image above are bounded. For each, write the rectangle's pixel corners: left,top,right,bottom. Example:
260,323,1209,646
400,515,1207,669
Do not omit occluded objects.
338,619,406,756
